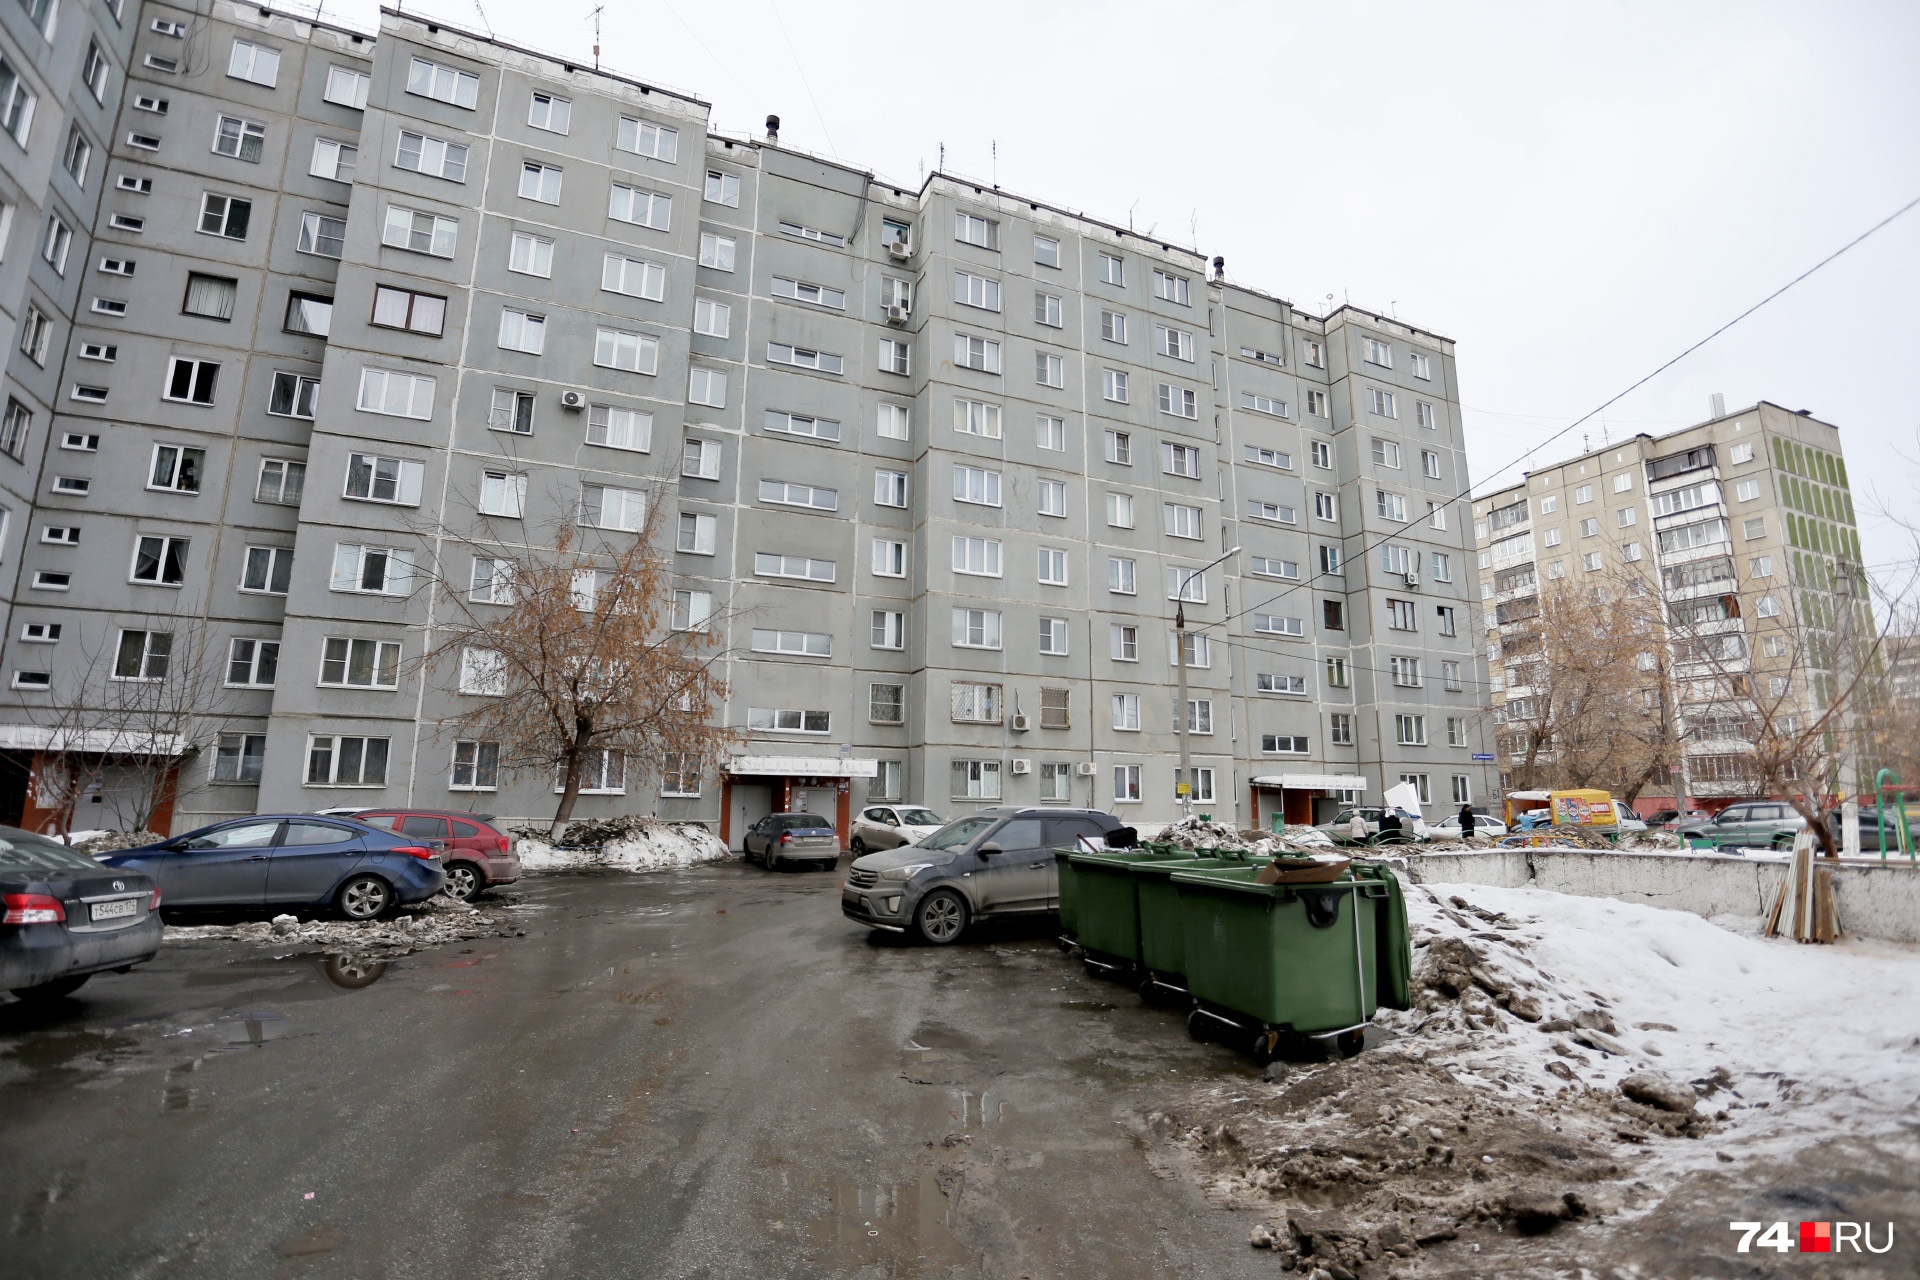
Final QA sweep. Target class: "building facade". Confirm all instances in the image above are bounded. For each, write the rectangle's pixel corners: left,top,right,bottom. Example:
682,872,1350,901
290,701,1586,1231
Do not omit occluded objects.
1473,401,1863,810
0,3,1494,841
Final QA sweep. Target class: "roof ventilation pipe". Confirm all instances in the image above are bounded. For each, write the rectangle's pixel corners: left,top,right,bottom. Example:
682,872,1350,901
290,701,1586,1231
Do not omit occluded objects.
765,114,780,143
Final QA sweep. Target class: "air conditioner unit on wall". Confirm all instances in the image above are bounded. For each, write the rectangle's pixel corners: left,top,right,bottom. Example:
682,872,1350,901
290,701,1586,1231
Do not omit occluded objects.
1010,759,1031,775
1404,571,1419,587
1076,762,1097,777
885,304,910,324
560,390,587,411
1010,713,1030,731
887,241,911,261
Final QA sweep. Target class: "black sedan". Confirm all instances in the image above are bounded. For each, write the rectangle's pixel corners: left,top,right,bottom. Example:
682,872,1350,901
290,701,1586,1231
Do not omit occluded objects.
103,815,445,919
2,825,162,1002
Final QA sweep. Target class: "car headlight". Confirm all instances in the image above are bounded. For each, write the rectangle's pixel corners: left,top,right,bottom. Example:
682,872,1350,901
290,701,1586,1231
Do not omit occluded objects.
879,863,932,881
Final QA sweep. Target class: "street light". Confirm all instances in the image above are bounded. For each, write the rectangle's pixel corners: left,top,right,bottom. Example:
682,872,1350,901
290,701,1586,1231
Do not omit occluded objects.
1174,546,1240,820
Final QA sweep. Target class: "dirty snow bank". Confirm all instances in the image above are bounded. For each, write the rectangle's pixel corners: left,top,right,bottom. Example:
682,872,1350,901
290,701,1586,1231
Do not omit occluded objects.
164,893,520,954
515,819,730,873
1146,880,1920,1273
1149,814,1335,855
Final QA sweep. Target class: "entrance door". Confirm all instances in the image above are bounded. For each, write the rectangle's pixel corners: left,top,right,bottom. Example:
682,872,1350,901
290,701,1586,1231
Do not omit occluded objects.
731,785,773,851
791,787,835,822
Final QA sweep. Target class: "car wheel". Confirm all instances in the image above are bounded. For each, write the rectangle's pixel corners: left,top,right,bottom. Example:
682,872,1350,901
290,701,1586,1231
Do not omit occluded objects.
10,974,90,1002
765,847,782,872
442,862,483,902
850,836,867,855
913,889,968,945
337,874,393,921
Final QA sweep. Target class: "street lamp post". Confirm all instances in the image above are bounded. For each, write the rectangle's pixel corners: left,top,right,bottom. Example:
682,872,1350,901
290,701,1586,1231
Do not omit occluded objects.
1175,546,1240,821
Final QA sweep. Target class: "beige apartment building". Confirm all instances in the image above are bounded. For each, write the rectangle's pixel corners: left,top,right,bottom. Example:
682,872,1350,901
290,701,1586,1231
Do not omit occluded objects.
1473,401,1864,809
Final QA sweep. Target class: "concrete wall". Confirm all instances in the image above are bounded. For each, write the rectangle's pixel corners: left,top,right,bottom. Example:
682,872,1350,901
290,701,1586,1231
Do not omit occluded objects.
1402,846,1920,945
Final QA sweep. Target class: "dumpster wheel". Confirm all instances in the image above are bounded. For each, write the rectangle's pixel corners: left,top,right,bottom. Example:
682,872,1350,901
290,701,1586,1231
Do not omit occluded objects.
1248,1029,1281,1067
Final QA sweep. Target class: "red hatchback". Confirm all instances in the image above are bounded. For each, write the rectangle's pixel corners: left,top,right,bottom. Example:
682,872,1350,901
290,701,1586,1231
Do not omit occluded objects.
352,810,520,901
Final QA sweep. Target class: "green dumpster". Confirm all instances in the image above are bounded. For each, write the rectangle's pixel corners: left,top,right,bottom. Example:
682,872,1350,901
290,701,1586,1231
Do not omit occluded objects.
1133,854,1257,987
1170,864,1404,1037
1061,847,1196,964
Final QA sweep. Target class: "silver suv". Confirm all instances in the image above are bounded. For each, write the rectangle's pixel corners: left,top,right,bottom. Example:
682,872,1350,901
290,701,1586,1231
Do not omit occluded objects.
842,807,1128,944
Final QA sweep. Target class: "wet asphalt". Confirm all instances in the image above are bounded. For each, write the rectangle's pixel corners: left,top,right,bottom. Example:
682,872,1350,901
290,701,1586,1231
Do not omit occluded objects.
0,862,1274,1279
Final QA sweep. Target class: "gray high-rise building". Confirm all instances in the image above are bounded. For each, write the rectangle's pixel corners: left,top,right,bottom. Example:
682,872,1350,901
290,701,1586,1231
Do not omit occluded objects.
0,3,1493,844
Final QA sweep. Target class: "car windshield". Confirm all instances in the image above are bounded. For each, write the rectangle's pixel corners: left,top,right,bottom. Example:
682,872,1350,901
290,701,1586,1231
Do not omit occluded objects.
782,815,830,831
918,816,999,852
0,830,105,873
896,808,941,826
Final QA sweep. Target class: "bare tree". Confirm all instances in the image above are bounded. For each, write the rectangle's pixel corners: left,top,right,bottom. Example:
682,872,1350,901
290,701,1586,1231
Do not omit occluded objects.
419,504,735,836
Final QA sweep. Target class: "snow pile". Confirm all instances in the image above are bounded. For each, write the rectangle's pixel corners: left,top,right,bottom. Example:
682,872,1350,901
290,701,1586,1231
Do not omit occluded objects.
1153,815,1334,856
515,819,730,873
71,830,165,854
164,893,519,954
1148,879,1920,1270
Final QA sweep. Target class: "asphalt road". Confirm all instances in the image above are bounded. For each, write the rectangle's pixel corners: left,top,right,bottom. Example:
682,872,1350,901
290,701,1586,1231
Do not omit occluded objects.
0,862,1273,1279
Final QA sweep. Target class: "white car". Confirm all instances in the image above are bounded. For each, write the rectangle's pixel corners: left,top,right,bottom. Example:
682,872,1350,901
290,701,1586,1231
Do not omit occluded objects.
1611,802,1648,831
1429,811,1509,839
849,805,945,854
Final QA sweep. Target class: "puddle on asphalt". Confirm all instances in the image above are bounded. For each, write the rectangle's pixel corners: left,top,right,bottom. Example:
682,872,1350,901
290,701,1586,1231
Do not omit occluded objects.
806,1170,972,1270
217,1011,287,1047
320,955,389,990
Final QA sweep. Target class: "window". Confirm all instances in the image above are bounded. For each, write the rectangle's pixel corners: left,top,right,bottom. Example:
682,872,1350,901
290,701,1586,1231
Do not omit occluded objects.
869,684,905,725
1388,599,1418,631
1540,496,1559,514
1751,555,1773,578
1613,474,1633,493
881,275,912,313
618,116,679,161
675,438,715,476
1363,336,1393,368
128,535,189,586
1112,765,1142,804
564,750,626,795
357,368,435,419
596,328,659,374
479,471,527,519
407,57,479,109
759,479,837,513
1101,310,1128,343
164,358,219,405
62,125,91,185
753,553,834,582
198,193,251,239
1395,715,1427,747
1099,253,1124,285
1614,506,1639,530
952,536,1002,577
872,469,908,508
581,404,649,453
1109,557,1136,595
110,628,172,682
325,66,371,109
319,637,401,690
1437,606,1458,637
1037,547,1069,585
1033,234,1060,268
213,734,268,784
1111,693,1141,731
770,276,848,311
1303,340,1325,369
344,455,423,506
51,476,89,495
1104,429,1133,464
1107,492,1135,528
331,543,415,596
1246,500,1295,524
1543,528,1564,547
768,342,843,375
750,628,833,660
669,589,712,631
1103,369,1129,403
1300,388,1327,419
764,410,840,443
1152,270,1190,305
228,39,280,87
501,232,556,278
255,459,305,506
954,333,1000,373
307,735,391,787
955,212,997,248
18,306,50,367
239,545,292,594
224,637,280,688
395,130,469,180
1035,615,1070,655
1111,624,1139,661
1238,391,1289,418
311,138,357,182
1163,503,1203,539
148,444,204,494
956,610,1006,652
1157,383,1198,418
868,612,905,651
581,484,648,531
1325,657,1350,688
1313,492,1338,522
746,706,833,738
1036,351,1065,388
1376,490,1407,522
1035,292,1063,327
382,206,457,257
1416,448,1441,480
299,211,347,258
1321,600,1344,630
173,273,235,325
212,116,266,162
1368,387,1398,419
872,538,906,577
1370,438,1403,470
872,337,909,375
1158,325,1195,361
698,232,736,271
445,741,501,792
498,308,547,355
372,285,446,335
1035,414,1066,451
522,90,572,133
952,760,1002,800
285,292,332,337
1250,557,1300,580
0,57,32,147
1399,774,1432,805
1743,517,1767,540
678,513,716,554
953,465,1002,507
510,160,561,204
1389,655,1422,687
1255,614,1303,637
1755,594,1780,618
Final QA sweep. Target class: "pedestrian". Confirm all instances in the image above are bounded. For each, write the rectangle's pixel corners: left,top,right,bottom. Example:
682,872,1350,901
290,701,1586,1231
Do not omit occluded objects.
1348,810,1369,846
1459,803,1477,840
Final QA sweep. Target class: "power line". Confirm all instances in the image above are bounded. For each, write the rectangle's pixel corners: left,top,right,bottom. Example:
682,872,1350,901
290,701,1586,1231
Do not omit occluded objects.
1195,193,1920,646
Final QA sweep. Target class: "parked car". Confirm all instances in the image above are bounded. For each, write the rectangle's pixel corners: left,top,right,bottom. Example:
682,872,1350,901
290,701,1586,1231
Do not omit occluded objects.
1645,808,1712,829
1610,802,1648,832
742,813,841,871
102,815,443,919
350,809,519,901
1313,807,1425,845
1675,801,1807,851
1428,810,1509,840
849,805,944,855
2,825,163,1002
843,807,1129,944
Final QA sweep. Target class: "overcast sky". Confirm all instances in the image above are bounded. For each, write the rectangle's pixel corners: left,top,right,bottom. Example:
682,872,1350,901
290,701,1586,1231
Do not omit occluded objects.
350,0,1920,587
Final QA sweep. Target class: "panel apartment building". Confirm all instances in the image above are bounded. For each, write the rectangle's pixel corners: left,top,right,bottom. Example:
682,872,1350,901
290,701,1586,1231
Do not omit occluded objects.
0,2,1493,843
1472,401,1863,809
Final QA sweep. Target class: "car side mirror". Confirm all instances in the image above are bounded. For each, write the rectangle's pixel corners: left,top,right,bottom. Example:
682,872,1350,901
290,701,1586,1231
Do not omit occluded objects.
977,842,1003,856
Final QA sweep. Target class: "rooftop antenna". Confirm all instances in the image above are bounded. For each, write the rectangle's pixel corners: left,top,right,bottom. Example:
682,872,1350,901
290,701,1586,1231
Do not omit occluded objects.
1389,300,1398,318
1129,199,1139,231
588,4,602,70
938,141,945,173
991,139,997,188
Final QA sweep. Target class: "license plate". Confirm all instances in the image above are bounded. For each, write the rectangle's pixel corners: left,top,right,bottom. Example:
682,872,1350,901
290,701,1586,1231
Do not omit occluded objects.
90,898,139,922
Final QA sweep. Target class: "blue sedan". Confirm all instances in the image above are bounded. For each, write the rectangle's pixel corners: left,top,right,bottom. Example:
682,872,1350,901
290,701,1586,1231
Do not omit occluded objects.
103,815,444,920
